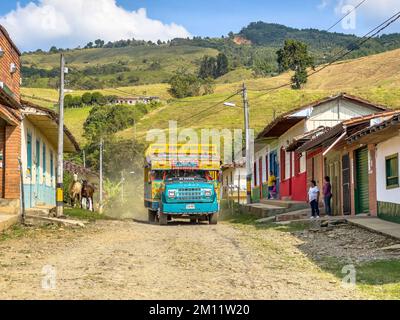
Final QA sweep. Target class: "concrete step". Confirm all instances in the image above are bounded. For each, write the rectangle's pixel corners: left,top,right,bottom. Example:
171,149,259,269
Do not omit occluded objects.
0,214,20,233
276,207,327,222
259,199,309,211
26,205,55,217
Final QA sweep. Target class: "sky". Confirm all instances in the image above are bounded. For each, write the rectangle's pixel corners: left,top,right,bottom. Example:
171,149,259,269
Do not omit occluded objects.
0,0,399,51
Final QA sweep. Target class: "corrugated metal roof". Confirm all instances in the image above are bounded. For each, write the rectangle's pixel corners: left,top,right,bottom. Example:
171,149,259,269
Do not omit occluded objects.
347,113,400,143
256,93,390,140
22,100,80,153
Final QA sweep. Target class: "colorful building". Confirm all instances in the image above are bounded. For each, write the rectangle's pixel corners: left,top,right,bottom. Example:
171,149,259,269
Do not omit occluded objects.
0,25,80,225
20,102,80,209
347,112,400,220
0,25,22,216
253,94,388,203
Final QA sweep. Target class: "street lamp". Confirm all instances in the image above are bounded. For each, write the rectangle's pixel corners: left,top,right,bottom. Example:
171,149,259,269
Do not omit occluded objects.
223,83,252,205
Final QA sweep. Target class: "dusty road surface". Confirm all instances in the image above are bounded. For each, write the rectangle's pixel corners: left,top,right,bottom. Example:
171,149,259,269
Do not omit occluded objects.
0,219,363,300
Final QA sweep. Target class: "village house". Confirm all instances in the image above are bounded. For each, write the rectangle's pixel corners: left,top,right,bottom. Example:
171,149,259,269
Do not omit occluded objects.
221,160,247,202
0,25,80,232
20,101,80,209
0,25,23,224
293,110,399,217
252,93,388,204
113,96,160,105
346,112,400,220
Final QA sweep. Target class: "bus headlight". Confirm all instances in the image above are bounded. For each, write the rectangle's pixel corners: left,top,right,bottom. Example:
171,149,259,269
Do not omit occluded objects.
204,190,212,197
168,190,177,198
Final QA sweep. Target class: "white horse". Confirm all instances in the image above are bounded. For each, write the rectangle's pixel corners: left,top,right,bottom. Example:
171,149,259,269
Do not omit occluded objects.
68,174,82,208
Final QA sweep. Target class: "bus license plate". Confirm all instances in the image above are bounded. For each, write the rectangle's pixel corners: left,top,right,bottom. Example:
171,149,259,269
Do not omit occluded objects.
186,204,195,210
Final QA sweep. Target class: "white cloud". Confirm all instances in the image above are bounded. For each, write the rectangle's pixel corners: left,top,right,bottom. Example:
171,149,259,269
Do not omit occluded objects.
0,0,191,51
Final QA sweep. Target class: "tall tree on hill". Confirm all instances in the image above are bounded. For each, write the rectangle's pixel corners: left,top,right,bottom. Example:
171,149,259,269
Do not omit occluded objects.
199,56,217,79
216,53,229,77
199,53,229,79
276,39,314,89
94,39,105,48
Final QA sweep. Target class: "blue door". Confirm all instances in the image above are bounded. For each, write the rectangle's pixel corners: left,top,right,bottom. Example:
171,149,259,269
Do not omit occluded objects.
27,133,33,208
36,139,40,204
269,150,280,196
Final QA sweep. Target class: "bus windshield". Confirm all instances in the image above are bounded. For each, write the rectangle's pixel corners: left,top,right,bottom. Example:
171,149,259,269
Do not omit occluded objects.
152,170,215,182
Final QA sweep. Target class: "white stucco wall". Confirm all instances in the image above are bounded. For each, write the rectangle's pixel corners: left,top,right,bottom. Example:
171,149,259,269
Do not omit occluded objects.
376,134,400,204
306,100,381,132
222,167,247,191
278,121,307,180
21,118,57,187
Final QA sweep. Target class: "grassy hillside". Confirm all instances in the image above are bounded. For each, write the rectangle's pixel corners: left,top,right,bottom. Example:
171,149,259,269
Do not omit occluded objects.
22,45,219,88
22,48,400,145
119,48,400,139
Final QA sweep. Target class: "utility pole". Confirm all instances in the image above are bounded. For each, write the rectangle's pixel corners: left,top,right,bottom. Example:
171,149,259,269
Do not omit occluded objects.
242,83,252,205
99,138,104,214
56,54,65,218
83,150,86,169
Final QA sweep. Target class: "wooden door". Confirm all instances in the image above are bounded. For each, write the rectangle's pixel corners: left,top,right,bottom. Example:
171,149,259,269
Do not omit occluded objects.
355,147,370,214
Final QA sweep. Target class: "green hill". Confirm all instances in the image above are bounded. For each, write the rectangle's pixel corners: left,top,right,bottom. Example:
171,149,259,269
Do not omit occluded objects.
22,45,219,89
21,21,400,91
23,48,400,145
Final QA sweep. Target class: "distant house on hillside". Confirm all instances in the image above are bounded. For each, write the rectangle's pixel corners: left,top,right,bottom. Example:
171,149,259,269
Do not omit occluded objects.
112,96,160,105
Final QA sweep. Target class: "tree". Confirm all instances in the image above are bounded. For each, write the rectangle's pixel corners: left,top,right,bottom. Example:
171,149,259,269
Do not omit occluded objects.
64,94,73,108
82,92,93,105
168,69,201,98
94,39,105,48
71,95,82,107
49,46,58,54
276,39,314,89
91,92,106,105
85,42,94,49
216,53,229,77
199,54,229,79
199,56,217,79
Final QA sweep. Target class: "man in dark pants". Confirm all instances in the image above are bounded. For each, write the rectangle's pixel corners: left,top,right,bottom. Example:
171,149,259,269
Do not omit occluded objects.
308,180,320,219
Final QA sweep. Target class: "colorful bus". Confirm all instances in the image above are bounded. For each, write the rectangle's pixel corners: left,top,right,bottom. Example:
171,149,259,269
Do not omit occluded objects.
144,144,221,225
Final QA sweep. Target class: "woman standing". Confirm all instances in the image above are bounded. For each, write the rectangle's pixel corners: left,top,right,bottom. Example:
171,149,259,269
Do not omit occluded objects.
323,176,333,216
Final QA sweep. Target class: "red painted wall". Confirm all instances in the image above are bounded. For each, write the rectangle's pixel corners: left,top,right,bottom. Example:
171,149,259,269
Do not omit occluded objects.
280,179,291,198
292,172,307,201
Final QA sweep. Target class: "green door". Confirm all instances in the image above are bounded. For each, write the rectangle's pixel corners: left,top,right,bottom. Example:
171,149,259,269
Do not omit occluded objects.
355,147,369,214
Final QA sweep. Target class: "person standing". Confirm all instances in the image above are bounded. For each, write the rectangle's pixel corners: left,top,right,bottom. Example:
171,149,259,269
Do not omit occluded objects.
268,171,277,199
308,180,320,219
323,176,333,216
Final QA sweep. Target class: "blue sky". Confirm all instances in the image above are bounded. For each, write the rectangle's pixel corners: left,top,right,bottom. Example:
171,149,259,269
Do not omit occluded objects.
0,0,399,51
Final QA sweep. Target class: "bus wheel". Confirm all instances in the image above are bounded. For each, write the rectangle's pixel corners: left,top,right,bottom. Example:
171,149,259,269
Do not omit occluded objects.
209,213,219,225
159,213,168,226
148,210,156,223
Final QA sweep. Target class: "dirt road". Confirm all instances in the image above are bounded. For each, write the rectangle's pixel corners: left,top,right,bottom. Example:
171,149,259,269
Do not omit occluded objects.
0,219,362,300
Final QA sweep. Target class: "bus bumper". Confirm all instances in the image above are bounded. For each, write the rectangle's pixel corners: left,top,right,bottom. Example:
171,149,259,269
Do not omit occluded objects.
162,201,219,215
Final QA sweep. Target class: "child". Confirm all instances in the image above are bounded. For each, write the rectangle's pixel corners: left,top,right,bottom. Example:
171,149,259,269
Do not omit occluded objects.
270,181,277,200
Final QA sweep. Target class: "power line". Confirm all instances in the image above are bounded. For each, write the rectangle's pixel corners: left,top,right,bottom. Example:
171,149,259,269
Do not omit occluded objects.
326,0,368,32
176,90,243,127
248,10,400,100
